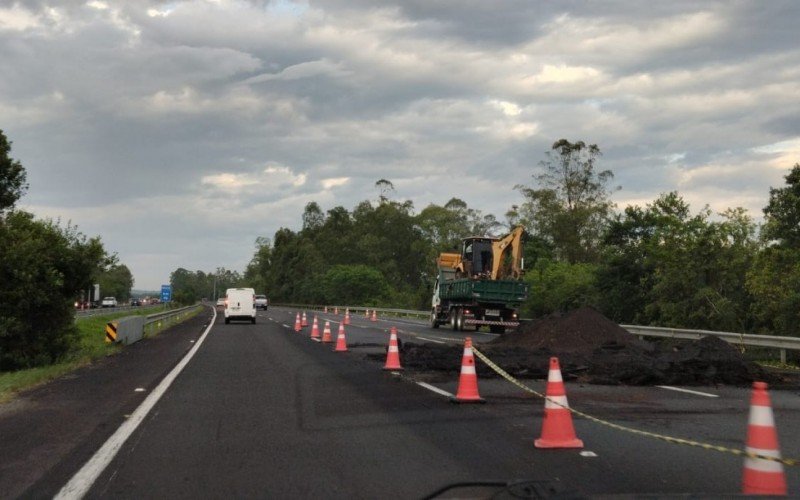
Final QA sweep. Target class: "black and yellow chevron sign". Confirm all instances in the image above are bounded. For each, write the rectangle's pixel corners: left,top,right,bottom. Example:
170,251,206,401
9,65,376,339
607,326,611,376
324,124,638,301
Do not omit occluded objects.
105,321,118,343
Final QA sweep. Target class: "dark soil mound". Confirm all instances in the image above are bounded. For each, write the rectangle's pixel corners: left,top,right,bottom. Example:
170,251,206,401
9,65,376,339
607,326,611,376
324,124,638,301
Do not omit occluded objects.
492,306,644,354
389,307,778,387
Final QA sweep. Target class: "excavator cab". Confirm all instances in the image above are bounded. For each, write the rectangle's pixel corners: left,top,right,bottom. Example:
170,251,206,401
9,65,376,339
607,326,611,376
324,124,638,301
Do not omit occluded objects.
461,237,495,278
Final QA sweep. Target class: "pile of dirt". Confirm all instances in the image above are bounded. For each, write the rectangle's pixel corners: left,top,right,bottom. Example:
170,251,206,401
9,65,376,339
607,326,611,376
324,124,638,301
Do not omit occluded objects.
391,307,777,386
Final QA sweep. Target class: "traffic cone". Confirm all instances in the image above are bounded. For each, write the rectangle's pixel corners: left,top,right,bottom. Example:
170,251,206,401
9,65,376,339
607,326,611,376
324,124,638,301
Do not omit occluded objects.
451,337,484,403
321,321,333,343
365,309,369,318
324,306,328,313
371,309,377,322
334,307,339,315
344,308,351,325
294,313,302,332
535,357,583,449
311,316,320,339
334,323,348,352
742,381,787,495
383,326,403,371
301,311,308,327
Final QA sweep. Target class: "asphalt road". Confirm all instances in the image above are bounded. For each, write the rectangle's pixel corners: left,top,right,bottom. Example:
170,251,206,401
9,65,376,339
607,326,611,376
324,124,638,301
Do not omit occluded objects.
2,305,799,498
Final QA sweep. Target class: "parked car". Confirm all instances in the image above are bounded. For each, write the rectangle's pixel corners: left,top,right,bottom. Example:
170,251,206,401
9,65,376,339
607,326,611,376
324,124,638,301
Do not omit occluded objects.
101,297,118,308
254,295,268,310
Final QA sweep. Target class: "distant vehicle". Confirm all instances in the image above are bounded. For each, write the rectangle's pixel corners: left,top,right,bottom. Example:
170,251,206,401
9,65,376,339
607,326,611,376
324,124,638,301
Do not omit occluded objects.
216,298,225,307
130,298,141,306
74,300,94,309
254,295,268,310
101,297,118,308
224,288,256,324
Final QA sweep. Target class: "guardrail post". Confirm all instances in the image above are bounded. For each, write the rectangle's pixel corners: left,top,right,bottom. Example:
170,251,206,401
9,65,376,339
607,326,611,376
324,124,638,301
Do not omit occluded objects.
781,348,786,364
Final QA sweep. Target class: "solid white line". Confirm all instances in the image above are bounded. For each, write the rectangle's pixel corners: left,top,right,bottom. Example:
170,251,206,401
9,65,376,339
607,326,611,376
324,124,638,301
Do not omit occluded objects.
55,307,218,499
416,381,455,398
310,338,321,343
416,336,446,344
656,386,719,398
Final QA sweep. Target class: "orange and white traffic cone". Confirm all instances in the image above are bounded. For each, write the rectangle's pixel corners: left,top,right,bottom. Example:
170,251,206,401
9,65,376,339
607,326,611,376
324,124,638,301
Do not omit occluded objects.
344,308,351,325
334,306,339,315
321,321,333,343
383,326,403,371
742,381,787,495
365,309,369,318
535,357,583,449
452,337,484,403
334,323,348,352
294,313,302,332
301,311,308,327
311,315,320,339
324,306,328,313
371,309,377,322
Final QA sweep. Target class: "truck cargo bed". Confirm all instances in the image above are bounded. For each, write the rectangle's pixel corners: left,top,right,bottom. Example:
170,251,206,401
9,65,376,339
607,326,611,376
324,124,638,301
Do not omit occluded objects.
438,278,527,305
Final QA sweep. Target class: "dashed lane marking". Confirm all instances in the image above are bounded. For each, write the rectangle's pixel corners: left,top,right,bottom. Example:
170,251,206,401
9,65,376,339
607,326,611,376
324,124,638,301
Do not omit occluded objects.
416,336,447,344
656,386,719,398
416,381,454,399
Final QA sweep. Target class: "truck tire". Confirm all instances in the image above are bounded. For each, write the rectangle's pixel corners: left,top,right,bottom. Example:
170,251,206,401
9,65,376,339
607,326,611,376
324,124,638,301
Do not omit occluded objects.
430,309,439,329
490,324,505,334
450,308,459,331
456,309,465,331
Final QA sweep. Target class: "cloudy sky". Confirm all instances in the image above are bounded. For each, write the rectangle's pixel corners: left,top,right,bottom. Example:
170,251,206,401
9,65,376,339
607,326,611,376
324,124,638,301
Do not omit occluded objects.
2,0,799,290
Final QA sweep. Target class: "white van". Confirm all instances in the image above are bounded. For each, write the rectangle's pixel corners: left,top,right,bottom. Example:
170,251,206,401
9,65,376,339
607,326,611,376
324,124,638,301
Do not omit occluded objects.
224,288,256,324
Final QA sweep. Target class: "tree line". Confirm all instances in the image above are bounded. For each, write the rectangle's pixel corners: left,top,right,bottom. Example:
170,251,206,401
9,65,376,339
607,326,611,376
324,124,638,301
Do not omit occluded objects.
172,139,800,338
0,130,134,371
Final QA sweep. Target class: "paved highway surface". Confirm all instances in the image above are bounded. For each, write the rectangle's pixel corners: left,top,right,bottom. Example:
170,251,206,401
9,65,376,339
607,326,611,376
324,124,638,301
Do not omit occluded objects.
1,305,798,498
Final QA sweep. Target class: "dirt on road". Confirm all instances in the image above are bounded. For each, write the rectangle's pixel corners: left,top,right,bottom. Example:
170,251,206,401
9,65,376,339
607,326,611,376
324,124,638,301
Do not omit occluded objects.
392,307,780,386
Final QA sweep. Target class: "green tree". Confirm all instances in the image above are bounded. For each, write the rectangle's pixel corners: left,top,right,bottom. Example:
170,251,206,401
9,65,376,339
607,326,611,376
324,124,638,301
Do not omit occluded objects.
96,264,134,302
523,259,599,317
516,139,617,263
321,265,389,305
0,213,106,369
0,130,27,213
747,164,800,336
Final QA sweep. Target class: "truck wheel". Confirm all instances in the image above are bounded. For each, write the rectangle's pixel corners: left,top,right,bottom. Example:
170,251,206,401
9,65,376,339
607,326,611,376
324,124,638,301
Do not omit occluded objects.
430,309,439,329
490,325,505,334
225,318,230,324
450,308,459,331
456,309,465,331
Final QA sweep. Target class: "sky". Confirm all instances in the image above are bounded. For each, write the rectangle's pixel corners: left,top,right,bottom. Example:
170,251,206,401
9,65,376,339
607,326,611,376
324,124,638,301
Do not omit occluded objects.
2,0,799,290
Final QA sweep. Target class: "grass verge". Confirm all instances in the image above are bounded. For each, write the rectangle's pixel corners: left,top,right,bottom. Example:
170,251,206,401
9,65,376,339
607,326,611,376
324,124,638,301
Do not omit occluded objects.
0,305,202,403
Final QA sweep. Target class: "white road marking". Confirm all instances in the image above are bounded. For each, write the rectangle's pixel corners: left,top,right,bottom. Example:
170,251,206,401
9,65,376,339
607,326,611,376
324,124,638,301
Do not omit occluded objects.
580,451,598,457
416,382,455,398
656,386,719,398
310,338,321,343
134,388,145,392
416,336,447,344
56,307,218,500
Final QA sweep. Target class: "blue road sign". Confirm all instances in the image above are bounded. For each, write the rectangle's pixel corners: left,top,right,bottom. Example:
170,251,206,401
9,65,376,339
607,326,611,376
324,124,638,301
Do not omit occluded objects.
161,285,172,302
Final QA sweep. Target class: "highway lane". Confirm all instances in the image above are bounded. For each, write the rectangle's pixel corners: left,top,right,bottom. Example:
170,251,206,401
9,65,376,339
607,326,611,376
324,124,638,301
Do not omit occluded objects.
73,306,799,496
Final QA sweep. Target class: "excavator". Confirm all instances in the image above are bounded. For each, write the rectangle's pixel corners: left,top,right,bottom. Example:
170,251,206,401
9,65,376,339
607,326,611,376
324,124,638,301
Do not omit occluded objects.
430,226,528,333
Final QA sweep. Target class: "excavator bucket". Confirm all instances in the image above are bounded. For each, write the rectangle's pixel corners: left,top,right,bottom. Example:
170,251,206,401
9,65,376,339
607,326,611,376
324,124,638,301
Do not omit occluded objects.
436,253,462,269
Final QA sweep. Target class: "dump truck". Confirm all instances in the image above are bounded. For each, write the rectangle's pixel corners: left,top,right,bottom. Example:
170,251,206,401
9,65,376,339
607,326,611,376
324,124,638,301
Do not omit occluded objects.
430,226,528,333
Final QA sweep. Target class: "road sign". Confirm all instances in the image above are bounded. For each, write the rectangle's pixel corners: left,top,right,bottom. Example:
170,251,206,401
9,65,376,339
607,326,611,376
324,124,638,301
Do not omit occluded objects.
161,285,172,302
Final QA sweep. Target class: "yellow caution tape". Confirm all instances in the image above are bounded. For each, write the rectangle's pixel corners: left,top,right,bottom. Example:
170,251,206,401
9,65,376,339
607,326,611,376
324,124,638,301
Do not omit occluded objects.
470,346,799,467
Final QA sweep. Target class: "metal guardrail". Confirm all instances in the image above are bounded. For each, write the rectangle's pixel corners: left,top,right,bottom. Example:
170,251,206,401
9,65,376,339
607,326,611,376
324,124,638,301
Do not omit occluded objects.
278,303,800,362
145,305,200,325
621,325,800,363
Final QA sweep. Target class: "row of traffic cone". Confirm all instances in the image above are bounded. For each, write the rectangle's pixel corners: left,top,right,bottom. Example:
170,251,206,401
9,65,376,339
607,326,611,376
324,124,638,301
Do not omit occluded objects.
292,312,401,369
290,310,786,495
451,337,787,495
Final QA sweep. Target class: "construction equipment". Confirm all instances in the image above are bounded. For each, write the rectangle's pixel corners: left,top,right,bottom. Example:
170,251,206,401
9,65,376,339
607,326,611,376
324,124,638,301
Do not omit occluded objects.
430,226,528,333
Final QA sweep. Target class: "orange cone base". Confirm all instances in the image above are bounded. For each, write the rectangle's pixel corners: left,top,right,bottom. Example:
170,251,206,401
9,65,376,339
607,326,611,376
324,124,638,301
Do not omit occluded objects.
383,364,403,371
450,395,485,404
743,469,787,496
534,437,584,448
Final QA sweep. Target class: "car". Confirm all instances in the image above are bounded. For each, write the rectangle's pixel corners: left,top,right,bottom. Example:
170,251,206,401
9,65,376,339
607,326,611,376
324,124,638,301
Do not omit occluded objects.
224,288,256,324
101,297,118,308
254,295,268,310
216,298,225,307
130,298,141,306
